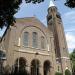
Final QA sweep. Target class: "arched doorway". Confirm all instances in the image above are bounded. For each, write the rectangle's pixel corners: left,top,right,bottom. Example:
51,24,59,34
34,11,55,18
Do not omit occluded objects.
31,59,40,75
44,60,51,75
13,57,28,75
15,57,26,68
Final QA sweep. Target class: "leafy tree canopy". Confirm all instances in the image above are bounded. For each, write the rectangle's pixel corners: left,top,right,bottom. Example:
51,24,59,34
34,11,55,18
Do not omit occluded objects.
0,0,75,36
0,0,44,29
65,69,71,75
70,48,75,75
65,0,75,8
70,48,75,62
55,72,62,75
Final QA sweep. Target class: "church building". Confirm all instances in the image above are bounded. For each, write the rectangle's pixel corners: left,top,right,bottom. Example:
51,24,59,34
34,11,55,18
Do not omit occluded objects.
0,1,71,75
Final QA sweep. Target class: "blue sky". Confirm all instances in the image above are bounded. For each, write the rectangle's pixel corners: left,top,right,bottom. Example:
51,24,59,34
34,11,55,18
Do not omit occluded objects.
0,0,75,53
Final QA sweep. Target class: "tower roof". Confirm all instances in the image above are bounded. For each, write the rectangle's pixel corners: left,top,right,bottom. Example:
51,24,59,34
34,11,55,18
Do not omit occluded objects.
49,0,55,7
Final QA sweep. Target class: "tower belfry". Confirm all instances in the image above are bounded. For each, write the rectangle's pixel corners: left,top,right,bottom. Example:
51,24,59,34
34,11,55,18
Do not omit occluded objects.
47,0,61,57
47,0,71,74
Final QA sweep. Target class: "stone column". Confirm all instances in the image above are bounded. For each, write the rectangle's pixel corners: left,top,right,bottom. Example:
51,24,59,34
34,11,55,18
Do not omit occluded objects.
40,64,43,75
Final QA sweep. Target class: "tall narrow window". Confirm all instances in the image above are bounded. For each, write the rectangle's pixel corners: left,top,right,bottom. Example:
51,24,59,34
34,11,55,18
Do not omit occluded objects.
23,32,29,47
31,59,40,75
32,32,38,48
41,36,45,49
44,61,51,75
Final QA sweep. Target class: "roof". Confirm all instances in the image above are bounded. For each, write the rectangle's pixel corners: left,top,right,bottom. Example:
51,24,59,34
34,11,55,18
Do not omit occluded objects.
15,17,47,28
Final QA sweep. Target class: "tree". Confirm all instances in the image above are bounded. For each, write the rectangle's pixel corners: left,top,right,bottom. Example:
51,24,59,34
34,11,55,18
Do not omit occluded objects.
55,72,62,75
65,0,75,8
65,69,71,75
0,0,75,38
70,48,75,75
3,65,11,75
0,0,44,29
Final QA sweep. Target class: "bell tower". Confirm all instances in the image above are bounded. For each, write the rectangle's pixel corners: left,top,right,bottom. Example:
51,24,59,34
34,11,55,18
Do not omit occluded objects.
47,0,71,74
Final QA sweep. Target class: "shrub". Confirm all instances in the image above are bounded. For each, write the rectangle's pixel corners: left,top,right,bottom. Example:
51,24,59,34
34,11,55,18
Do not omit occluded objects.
55,72,62,75
65,69,71,75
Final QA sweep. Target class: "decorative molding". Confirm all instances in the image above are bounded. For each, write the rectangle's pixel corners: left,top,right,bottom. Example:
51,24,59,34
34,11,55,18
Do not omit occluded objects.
22,45,49,52
47,44,50,51
56,57,70,60
18,37,21,46
14,49,50,56
61,57,70,60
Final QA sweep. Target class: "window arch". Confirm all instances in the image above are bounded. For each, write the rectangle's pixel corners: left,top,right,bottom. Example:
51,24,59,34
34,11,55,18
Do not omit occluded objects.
56,14,61,19
32,32,38,48
43,60,51,75
14,57,28,75
31,59,40,75
41,36,45,49
23,32,29,47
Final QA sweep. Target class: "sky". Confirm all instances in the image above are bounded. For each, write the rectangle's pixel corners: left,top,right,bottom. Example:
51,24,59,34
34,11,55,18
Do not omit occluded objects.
0,0,75,53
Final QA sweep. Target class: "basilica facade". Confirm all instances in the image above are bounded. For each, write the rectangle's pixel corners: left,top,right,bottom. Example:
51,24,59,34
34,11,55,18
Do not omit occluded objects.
0,1,71,75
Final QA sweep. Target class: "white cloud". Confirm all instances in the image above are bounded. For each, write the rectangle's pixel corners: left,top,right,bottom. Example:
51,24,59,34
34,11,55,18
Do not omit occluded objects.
62,11,75,29
62,11,75,21
66,33,75,52
62,11,75,53
63,11,75,17
66,33,75,42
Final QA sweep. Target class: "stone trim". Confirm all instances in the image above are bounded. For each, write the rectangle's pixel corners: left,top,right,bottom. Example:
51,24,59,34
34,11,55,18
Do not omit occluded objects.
14,49,50,56
56,57,70,60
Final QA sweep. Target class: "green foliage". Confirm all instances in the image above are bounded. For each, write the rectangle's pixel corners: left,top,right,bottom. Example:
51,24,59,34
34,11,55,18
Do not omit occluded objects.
65,0,75,8
70,48,75,63
3,65,11,75
73,64,75,70
65,69,71,75
12,67,29,75
0,0,75,29
72,64,75,75
54,0,75,8
0,0,75,38
0,0,44,29
55,72,62,75
3,63,30,75
25,0,44,3
0,0,22,28
70,48,75,75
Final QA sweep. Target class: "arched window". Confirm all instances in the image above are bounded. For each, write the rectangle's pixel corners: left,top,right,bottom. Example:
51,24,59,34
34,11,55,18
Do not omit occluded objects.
44,60,51,75
14,57,28,75
31,59,40,75
23,32,29,47
56,13,61,19
48,15,52,21
32,32,38,48
48,15,52,20
41,36,45,49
